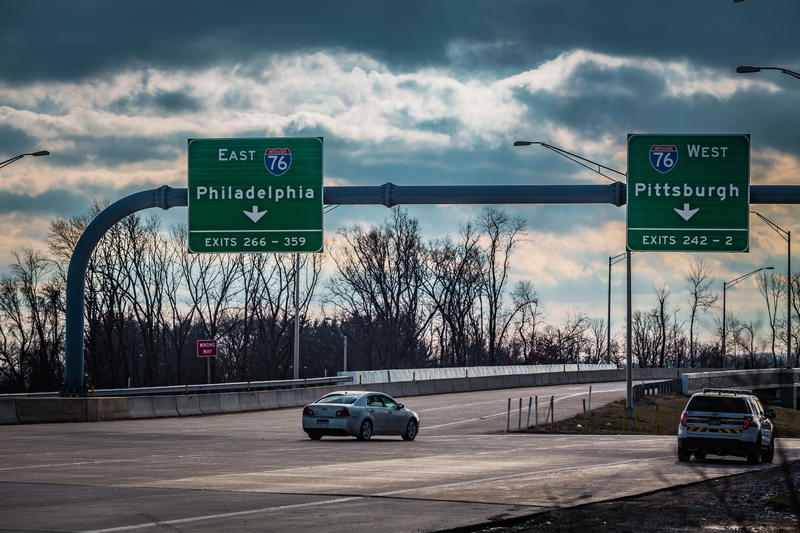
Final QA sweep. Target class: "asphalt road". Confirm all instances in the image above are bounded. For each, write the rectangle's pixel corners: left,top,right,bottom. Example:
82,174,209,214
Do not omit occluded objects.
2,381,798,532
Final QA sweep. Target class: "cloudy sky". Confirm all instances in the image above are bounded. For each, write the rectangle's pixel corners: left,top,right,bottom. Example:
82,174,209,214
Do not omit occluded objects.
2,0,800,343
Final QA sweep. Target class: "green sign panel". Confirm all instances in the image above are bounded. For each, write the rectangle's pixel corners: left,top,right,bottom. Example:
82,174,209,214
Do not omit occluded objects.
627,134,750,252
188,137,323,253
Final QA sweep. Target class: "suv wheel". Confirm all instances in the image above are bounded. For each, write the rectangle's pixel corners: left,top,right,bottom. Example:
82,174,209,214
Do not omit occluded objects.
747,436,761,465
677,446,691,462
761,437,775,463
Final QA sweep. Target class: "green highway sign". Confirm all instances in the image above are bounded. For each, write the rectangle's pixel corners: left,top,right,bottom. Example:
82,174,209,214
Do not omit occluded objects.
627,134,750,252
188,137,323,253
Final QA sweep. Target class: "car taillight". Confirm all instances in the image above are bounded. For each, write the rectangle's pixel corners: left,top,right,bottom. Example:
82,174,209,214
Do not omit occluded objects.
303,407,314,416
335,407,350,417
743,415,753,430
680,413,687,427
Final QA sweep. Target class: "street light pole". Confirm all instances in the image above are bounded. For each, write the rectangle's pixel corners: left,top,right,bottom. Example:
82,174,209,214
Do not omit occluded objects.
752,212,792,366
293,253,300,380
723,266,774,368
608,252,627,364
324,317,348,373
626,251,634,419
0,150,50,170
735,66,799,365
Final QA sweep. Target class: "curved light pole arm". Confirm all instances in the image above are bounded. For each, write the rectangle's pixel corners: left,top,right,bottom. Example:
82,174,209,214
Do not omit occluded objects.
722,266,774,368
0,151,49,169
737,65,800,81
62,185,187,394
752,211,792,365
514,141,626,182
752,211,789,241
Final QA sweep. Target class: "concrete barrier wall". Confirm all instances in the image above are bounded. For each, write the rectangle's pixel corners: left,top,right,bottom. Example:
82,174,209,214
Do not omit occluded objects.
96,398,131,421
342,363,617,385
176,395,202,416
276,389,298,409
238,392,262,411
128,397,156,419
219,393,242,413
0,398,19,424
682,368,799,409
151,396,179,418
5,367,725,425
257,391,279,411
199,395,222,415
15,398,89,423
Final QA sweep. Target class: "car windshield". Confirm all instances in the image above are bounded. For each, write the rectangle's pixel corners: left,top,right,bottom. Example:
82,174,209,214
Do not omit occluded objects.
316,394,359,405
686,396,748,414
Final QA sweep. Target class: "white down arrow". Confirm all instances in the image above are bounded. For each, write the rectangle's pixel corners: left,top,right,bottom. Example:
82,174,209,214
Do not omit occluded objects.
674,203,699,221
244,206,267,223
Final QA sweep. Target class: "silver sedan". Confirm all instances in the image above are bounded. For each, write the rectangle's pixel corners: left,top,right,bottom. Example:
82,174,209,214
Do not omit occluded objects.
302,390,420,441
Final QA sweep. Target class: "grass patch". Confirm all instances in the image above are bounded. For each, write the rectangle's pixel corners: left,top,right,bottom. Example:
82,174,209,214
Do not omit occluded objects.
763,491,800,514
522,393,800,437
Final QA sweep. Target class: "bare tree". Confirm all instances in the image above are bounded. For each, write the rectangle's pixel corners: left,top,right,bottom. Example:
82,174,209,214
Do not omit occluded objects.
652,283,672,368
426,222,485,367
0,248,64,392
181,250,242,382
631,309,660,368
117,213,169,387
559,309,590,363
477,207,527,365
585,317,607,364
327,208,435,371
684,258,718,367
757,271,785,367
509,280,543,364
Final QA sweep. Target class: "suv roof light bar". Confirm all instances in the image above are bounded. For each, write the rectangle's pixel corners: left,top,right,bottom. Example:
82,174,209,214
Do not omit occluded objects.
702,388,753,395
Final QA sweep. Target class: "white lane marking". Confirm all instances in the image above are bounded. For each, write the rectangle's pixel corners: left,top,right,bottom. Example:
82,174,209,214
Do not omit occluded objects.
0,456,205,472
79,497,363,533
374,455,676,496
78,454,676,533
421,388,624,429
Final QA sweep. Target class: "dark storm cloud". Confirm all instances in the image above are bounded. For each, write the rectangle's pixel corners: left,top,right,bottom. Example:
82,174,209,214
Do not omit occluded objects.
110,89,204,115
0,188,94,216
3,1,799,84
39,135,182,169
0,125,43,157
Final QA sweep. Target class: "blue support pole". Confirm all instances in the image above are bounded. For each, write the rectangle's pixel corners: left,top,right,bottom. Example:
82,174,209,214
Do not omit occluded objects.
62,186,186,395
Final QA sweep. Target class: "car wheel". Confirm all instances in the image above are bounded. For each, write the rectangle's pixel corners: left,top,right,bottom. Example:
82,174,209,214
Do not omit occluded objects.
747,436,761,465
402,419,418,441
694,452,706,460
761,437,775,463
308,432,322,441
677,446,691,462
357,419,373,441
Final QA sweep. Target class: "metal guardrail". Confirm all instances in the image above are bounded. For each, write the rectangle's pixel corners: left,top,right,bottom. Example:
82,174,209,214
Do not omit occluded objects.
633,378,682,401
2,375,353,399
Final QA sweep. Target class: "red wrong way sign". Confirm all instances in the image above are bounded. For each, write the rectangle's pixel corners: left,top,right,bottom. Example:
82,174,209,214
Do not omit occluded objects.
197,340,217,357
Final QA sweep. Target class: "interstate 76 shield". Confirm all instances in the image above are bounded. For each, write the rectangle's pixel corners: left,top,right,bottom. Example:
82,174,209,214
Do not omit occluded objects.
264,148,292,176
649,144,678,174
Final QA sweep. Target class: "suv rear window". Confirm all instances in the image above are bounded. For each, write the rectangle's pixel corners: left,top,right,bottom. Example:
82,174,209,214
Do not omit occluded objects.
686,396,749,413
